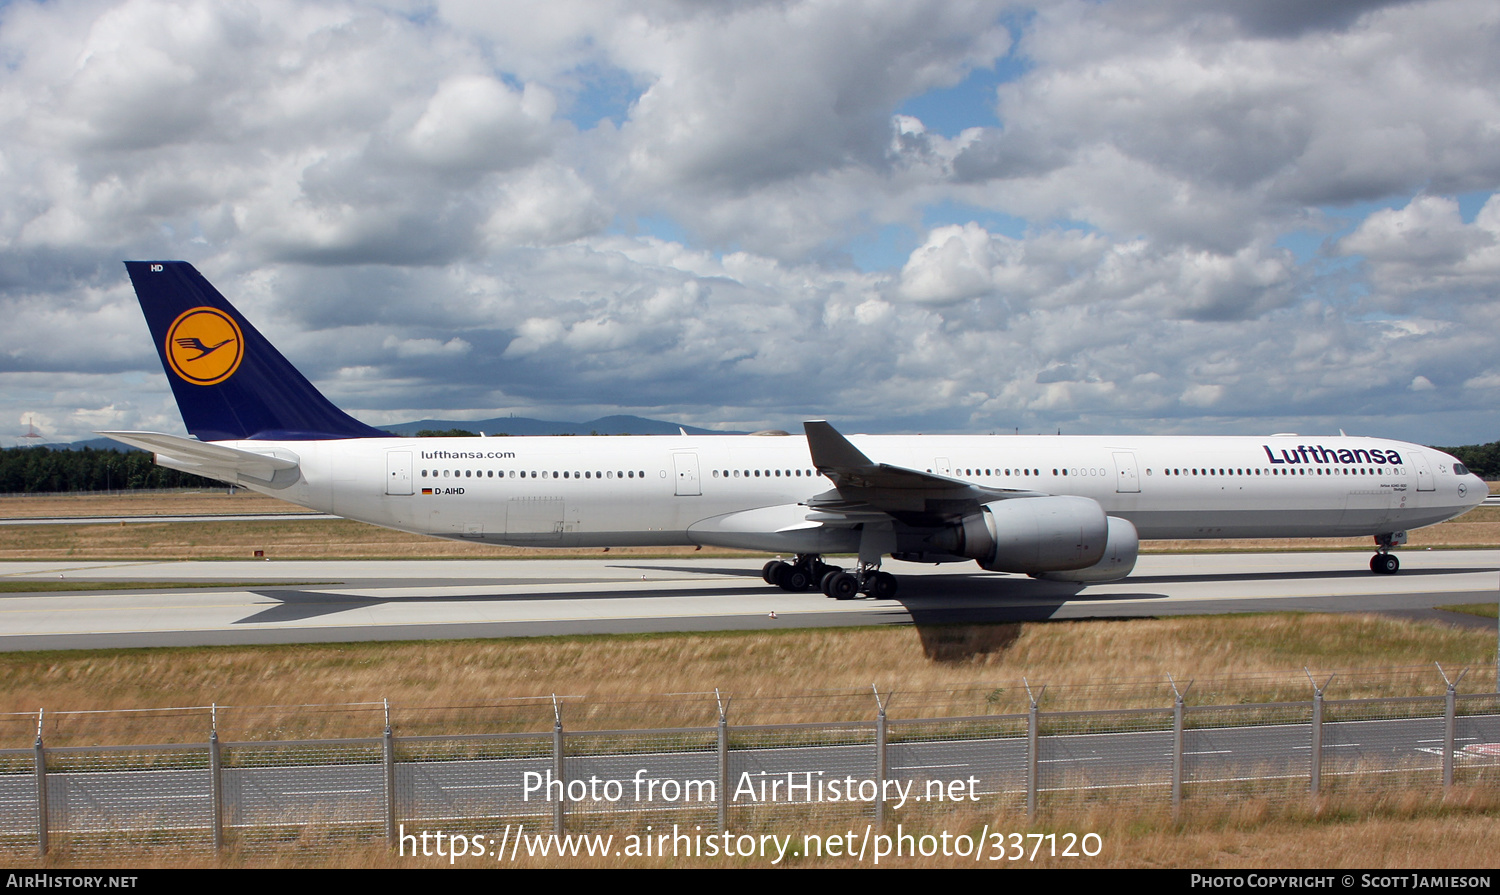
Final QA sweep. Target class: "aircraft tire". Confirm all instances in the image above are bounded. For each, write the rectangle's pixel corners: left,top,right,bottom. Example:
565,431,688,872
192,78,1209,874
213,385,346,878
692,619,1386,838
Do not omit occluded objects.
777,564,812,591
763,560,786,585
866,571,898,599
1370,553,1400,575
826,572,860,600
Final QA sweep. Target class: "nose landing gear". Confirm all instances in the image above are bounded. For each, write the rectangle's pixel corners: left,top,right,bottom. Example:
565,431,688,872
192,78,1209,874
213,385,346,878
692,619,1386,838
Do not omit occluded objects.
1370,531,1407,575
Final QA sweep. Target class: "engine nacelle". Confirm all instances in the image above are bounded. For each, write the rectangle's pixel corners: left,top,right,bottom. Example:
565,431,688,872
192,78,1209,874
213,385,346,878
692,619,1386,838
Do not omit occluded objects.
1033,515,1139,583
929,495,1110,574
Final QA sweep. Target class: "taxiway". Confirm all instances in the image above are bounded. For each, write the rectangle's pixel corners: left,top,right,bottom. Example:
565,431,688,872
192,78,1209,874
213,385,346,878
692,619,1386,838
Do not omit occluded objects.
0,550,1495,651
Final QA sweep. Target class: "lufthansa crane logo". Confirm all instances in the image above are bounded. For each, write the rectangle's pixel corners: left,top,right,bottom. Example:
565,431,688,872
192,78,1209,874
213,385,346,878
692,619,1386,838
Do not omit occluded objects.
165,307,244,386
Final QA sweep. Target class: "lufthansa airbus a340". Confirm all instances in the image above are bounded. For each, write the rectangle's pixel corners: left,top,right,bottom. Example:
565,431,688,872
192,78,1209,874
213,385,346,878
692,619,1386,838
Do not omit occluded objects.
102,261,1486,599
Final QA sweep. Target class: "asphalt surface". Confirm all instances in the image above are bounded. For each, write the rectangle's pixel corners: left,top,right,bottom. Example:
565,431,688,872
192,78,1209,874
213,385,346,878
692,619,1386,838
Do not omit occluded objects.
0,549,1496,651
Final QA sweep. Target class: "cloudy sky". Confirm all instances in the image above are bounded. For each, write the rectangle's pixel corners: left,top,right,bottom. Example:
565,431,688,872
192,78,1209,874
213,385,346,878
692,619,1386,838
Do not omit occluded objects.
2,0,1498,446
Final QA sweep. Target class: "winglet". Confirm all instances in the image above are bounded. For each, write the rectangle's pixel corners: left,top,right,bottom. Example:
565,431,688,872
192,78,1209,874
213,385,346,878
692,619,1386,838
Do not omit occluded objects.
804,420,875,471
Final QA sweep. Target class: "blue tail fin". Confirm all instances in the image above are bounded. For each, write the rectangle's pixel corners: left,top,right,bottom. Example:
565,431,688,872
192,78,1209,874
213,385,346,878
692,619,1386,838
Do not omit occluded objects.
125,261,387,441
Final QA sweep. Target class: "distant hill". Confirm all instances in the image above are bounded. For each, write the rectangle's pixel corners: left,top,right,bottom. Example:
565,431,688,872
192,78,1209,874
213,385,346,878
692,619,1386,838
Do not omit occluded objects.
38,437,137,451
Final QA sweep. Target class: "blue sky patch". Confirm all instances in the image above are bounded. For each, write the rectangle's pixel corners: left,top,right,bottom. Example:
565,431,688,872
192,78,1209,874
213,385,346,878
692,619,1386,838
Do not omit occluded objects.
562,63,641,130
897,51,1031,137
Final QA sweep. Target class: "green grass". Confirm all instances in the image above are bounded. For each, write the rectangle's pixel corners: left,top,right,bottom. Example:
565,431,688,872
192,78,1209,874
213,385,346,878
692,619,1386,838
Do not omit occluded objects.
1436,603,1500,620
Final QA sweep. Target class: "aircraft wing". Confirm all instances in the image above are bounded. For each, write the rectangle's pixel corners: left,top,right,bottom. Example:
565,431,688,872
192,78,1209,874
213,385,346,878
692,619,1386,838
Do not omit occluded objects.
803,420,1041,526
98,430,300,487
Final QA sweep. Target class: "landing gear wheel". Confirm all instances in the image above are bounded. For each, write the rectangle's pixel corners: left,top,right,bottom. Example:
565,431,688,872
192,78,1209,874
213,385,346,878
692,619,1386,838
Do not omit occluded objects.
1370,553,1399,575
825,571,860,600
763,560,787,585
776,564,812,591
865,571,898,599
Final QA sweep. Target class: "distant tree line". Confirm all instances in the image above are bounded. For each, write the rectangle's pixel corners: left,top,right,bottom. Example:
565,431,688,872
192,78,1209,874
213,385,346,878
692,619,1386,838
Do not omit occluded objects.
1435,439,1500,479
0,446,217,493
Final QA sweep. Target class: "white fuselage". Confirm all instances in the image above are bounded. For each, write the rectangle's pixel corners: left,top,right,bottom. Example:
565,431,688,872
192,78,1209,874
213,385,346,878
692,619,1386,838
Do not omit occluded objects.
220,432,1485,556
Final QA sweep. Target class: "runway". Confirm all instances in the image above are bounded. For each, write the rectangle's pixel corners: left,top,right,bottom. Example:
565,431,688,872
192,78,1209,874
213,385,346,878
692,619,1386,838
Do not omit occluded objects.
0,549,1496,651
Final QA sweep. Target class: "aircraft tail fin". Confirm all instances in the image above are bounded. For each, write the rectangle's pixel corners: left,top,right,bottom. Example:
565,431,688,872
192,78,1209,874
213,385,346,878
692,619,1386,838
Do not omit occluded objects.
124,261,387,441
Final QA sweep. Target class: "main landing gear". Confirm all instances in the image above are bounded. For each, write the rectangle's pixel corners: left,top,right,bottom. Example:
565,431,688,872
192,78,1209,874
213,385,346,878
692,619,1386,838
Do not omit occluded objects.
762,554,899,599
1370,531,1407,575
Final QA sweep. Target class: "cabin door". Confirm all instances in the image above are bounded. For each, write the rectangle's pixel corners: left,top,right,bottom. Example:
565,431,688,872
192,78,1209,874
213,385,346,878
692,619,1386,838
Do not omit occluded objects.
673,452,702,496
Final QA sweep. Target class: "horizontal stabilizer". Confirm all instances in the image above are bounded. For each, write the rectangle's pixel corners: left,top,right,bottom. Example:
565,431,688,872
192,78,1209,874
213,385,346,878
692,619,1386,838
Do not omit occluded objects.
98,430,300,488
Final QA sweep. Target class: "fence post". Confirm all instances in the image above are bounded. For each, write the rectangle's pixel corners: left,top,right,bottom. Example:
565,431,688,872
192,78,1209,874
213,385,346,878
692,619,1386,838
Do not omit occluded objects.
32,709,46,857
873,686,888,829
1435,664,1467,790
383,698,397,846
716,689,729,834
1305,669,1331,799
552,695,565,836
1169,675,1186,818
1444,684,1456,788
1024,680,1042,820
209,704,224,852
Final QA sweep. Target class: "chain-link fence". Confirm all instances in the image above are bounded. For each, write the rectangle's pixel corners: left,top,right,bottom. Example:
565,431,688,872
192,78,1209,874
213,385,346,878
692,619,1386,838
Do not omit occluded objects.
2,671,1498,861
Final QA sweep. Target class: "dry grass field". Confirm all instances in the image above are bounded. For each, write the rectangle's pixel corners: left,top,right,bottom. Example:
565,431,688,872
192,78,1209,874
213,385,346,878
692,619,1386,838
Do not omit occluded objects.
1,613,1492,745
0,489,314,518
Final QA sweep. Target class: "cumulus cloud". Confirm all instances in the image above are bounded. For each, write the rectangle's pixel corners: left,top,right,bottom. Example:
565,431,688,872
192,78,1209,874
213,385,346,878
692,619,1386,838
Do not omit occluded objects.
403,76,558,173
1336,194,1500,304
951,0,1500,247
383,335,472,358
0,0,1496,446
896,223,1293,320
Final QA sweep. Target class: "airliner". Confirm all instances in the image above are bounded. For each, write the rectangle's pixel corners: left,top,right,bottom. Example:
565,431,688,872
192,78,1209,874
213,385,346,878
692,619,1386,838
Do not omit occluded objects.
102,261,1486,599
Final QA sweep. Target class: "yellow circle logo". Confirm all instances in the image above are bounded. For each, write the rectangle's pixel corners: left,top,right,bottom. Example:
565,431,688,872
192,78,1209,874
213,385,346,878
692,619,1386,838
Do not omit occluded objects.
165,307,244,386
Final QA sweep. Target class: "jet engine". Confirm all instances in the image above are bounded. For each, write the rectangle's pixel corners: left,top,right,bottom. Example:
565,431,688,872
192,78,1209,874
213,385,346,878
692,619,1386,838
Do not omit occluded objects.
1033,515,1139,583
927,496,1137,580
